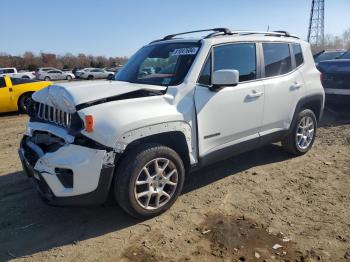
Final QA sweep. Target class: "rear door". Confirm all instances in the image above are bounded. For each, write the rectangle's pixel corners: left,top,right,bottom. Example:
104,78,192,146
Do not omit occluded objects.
260,42,306,136
49,70,60,80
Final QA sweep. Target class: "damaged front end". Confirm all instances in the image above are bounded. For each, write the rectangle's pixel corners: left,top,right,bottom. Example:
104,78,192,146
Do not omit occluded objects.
19,98,117,206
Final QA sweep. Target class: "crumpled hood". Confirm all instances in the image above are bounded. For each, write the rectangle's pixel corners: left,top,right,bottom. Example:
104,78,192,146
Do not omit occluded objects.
32,80,166,113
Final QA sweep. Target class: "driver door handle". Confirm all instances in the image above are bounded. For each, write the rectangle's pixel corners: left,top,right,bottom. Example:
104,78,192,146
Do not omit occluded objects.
248,90,264,98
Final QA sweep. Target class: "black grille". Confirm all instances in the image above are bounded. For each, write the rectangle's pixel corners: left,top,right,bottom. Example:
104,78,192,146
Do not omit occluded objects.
32,102,72,128
28,101,84,134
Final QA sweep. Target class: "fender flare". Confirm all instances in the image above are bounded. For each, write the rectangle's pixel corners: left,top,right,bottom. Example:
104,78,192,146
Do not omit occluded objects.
114,121,193,155
289,93,324,133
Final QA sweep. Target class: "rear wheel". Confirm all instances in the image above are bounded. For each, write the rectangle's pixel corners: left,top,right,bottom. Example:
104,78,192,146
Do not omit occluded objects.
44,76,51,81
18,93,32,113
88,75,94,80
114,144,185,218
66,75,72,81
282,109,317,155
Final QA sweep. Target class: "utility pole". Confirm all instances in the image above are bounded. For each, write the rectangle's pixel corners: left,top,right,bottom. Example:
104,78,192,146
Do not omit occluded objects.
307,0,325,49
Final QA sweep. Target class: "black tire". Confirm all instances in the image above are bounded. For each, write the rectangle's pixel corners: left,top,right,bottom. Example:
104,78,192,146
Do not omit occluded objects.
107,74,114,80
282,109,317,155
114,143,185,219
44,76,51,81
66,75,72,81
87,75,94,80
18,93,32,113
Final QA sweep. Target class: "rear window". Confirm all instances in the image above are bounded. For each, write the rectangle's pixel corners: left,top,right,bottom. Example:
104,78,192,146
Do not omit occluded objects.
338,51,350,59
314,51,344,63
292,44,304,67
263,43,292,77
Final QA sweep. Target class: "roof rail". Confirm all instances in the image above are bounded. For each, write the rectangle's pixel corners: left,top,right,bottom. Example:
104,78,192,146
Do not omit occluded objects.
150,29,299,44
230,30,299,39
163,28,232,40
150,28,232,43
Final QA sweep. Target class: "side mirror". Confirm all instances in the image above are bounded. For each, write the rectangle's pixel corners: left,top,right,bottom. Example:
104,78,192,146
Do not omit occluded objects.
211,69,239,91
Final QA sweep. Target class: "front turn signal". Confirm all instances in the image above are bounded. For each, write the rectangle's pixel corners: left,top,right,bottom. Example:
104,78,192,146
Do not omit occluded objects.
85,115,94,133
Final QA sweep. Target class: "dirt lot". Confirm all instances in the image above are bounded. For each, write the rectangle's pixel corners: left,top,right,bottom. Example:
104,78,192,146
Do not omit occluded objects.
0,106,349,262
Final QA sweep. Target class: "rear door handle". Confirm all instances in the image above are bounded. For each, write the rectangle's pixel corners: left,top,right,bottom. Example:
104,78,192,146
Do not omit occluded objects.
248,90,264,98
291,82,302,90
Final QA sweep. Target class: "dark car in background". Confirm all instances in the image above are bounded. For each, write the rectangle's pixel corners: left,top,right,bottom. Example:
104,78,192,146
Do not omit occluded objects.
317,50,350,104
314,49,346,65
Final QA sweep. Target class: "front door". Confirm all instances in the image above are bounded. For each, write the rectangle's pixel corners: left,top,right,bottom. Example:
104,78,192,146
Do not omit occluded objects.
195,43,264,158
0,77,13,112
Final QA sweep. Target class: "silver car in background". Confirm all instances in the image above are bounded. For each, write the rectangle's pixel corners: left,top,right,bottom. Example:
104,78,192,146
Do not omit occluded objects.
36,69,75,81
77,68,114,80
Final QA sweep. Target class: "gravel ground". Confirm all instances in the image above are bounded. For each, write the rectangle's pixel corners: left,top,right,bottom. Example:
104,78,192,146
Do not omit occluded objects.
0,106,349,262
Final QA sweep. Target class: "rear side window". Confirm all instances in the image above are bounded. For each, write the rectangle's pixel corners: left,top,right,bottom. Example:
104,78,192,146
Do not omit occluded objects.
263,43,292,77
0,77,6,88
214,43,257,82
292,44,304,67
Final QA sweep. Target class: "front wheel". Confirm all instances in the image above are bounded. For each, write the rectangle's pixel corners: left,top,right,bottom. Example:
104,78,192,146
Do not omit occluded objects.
18,93,32,113
66,75,72,81
44,76,51,81
282,109,317,155
114,144,185,218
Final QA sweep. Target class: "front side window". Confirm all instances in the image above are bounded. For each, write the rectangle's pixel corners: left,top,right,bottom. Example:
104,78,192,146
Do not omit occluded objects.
0,77,6,88
263,43,292,77
115,42,200,86
198,54,211,85
292,44,304,67
213,43,257,82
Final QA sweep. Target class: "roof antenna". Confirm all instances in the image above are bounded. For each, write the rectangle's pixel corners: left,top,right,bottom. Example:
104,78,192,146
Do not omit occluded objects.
267,25,270,32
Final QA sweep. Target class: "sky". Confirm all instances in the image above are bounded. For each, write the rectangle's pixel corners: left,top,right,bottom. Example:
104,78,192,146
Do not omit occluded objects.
1,0,349,57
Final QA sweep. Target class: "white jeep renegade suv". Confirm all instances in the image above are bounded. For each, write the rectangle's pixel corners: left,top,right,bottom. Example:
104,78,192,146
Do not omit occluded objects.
19,28,324,218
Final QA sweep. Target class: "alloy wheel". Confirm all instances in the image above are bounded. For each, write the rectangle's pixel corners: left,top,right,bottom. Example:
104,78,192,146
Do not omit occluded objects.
134,158,178,210
295,116,315,150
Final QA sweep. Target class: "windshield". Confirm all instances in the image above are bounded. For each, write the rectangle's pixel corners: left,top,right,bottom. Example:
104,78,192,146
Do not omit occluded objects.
338,51,350,59
315,51,344,62
115,42,201,86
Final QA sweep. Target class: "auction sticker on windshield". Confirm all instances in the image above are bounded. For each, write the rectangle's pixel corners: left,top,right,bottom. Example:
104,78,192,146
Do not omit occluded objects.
172,47,199,56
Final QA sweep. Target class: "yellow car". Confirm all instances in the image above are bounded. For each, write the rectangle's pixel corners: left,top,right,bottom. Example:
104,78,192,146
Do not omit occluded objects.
0,76,52,113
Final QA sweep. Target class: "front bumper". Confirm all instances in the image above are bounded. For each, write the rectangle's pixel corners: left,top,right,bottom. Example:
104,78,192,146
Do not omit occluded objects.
18,136,115,206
